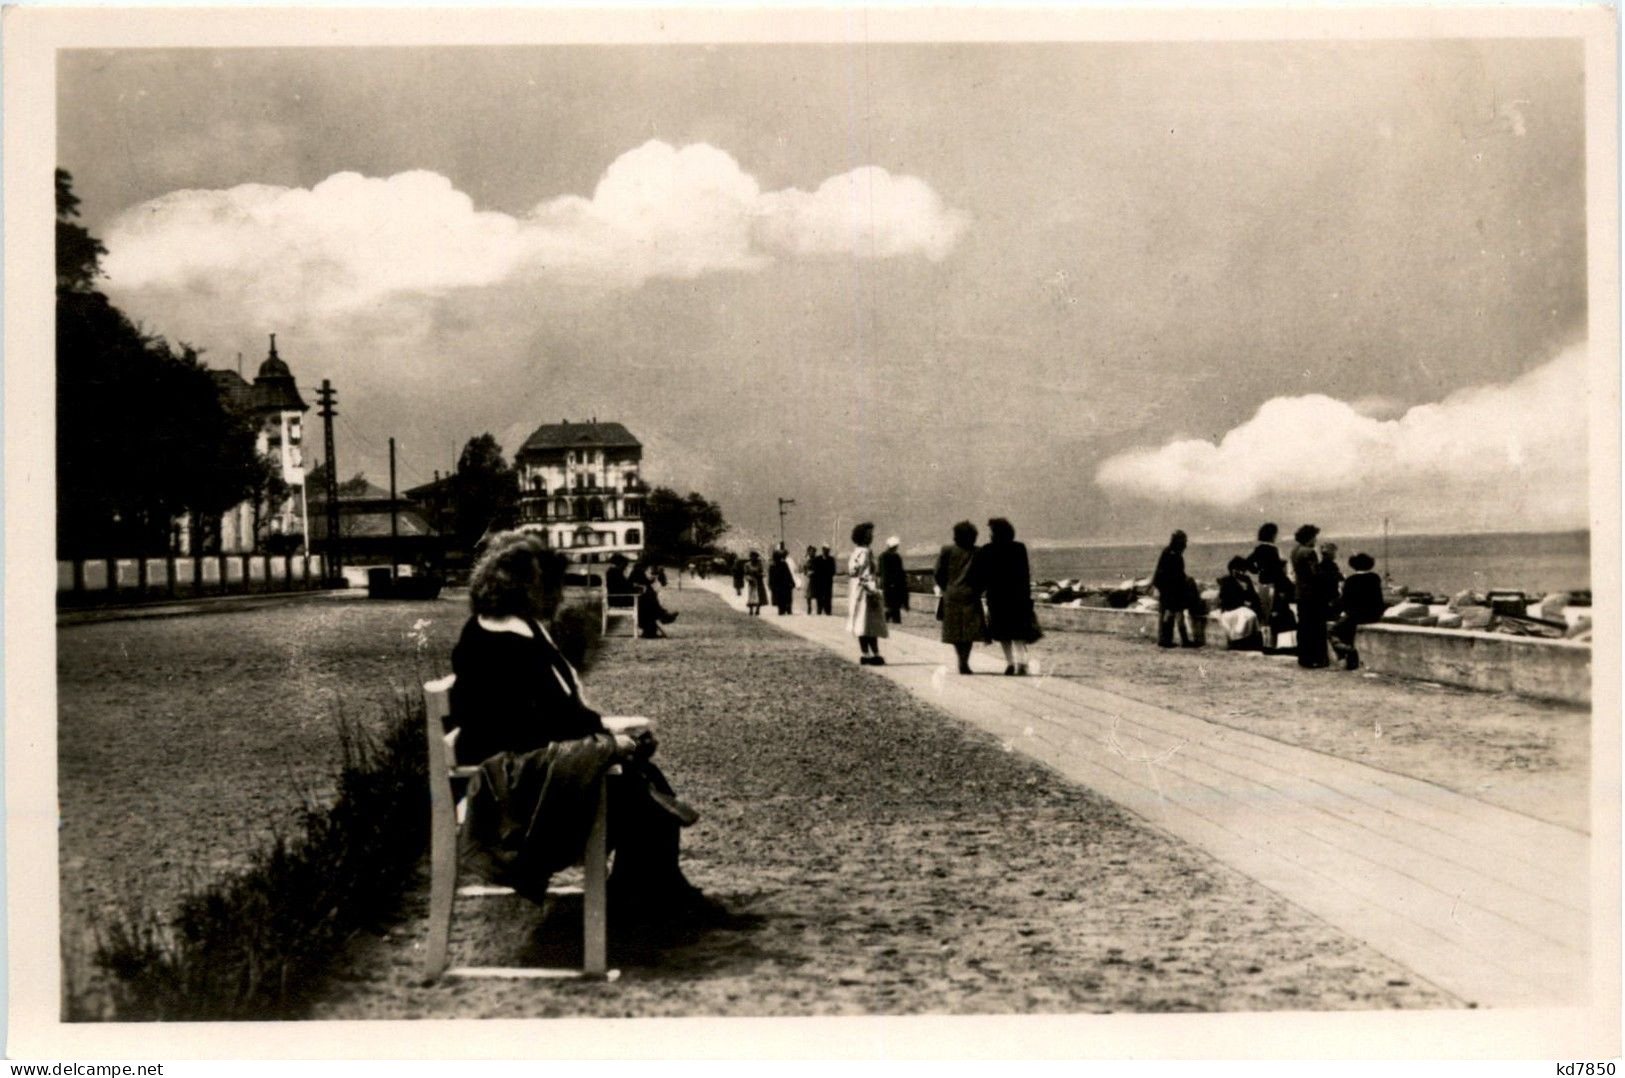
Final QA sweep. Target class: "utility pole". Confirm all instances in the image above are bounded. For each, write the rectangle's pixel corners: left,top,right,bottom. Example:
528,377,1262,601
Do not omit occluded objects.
316,380,342,583
389,436,400,580
777,497,796,551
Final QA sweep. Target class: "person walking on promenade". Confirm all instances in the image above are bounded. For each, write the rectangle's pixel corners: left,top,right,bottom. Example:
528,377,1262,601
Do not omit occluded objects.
731,557,745,596
847,522,888,664
804,546,819,614
1330,552,1385,670
880,536,910,624
936,520,986,674
813,546,837,615
978,517,1041,675
768,548,796,615
1152,530,1192,648
1291,524,1330,668
1246,523,1292,650
742,550,767,616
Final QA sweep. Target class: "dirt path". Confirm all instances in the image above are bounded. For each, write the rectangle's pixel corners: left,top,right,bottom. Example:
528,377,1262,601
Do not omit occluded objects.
310,589,1452,1016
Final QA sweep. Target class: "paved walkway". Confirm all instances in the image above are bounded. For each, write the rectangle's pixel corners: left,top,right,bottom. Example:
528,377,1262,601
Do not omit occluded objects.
696,579,1589,1008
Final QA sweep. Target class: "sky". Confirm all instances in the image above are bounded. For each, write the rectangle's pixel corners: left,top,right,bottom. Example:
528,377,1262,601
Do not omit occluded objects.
58,40,1590,552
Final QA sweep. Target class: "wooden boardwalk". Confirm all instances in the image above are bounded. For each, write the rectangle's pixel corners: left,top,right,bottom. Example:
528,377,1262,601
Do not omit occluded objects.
698,579,1589,1008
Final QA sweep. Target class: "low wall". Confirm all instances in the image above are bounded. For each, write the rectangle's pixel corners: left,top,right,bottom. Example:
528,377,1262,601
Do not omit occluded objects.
57,553,330,606
1355,623,1590,706
1034,602,1590,706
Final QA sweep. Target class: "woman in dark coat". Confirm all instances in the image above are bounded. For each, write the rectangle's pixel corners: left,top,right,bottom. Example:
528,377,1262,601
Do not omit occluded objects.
1152,530,1192,648
448,532,717,924
1290,523,1330,668
977,517,1041,675
768,548,795,615
879,537,910,624
1331,552,1386,669
935,520,986,674
1246,522,1292,650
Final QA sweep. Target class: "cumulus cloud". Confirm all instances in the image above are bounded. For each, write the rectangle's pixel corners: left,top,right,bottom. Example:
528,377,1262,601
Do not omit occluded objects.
1095,345,1589,518
100,140,965,314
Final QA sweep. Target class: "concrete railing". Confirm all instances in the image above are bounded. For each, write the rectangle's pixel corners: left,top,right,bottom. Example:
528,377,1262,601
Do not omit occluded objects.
57,553,330,606
1034,602,1590,706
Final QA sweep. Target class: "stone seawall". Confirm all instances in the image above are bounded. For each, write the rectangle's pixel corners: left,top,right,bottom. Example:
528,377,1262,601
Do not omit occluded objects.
1034,603,1590,706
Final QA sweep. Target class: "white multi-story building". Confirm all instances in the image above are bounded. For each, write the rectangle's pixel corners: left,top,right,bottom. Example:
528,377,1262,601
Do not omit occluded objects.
205,334,309,553
514,420,646,562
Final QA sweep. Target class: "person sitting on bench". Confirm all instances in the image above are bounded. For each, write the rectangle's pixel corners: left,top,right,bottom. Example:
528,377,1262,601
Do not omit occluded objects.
448,531,721,925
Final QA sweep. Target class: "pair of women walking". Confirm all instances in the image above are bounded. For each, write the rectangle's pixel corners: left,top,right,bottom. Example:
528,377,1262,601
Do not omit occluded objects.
935,518,1041,675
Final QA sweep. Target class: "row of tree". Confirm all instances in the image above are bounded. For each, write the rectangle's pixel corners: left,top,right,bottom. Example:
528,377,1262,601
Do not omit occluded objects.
57,169,275,559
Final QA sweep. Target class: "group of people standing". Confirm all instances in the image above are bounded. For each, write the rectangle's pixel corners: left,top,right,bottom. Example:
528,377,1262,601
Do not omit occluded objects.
1156,522,1387,670
844,517,1042,676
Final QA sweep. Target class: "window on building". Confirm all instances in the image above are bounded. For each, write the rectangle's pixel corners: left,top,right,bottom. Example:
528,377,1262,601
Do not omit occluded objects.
625,499,640,519
573,497,588,519
531,476,543,491
555,498,569,519
588,497,605,522
625,528,641,545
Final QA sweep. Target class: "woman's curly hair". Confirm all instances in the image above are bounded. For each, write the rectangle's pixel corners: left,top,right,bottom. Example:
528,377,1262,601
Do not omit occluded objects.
468,531,564,617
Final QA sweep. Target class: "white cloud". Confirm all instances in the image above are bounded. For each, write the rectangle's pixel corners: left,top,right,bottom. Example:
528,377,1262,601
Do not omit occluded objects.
100,140,965,314
1094,345,1589,521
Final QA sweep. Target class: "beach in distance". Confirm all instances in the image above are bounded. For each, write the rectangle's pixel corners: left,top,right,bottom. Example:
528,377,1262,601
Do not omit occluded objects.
903,529,1591,598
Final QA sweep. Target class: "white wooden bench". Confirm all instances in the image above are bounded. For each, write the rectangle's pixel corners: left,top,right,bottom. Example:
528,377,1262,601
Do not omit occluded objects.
422,674,650,983
601,581,642,639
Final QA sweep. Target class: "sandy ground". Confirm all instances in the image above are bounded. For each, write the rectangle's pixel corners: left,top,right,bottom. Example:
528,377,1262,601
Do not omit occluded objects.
308,589,1453,1016
59,581,1584,1017
875,592,1589,832
56,591,466,993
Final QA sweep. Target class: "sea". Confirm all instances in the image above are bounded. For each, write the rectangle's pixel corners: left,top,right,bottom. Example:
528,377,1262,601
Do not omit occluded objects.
907,529,1592,598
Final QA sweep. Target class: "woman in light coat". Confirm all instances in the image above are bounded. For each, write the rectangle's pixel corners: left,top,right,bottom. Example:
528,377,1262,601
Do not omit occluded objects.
846,521,888,665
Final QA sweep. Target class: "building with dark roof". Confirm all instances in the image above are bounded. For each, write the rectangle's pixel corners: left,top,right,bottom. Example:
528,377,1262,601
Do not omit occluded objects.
307,479,443,565
515,419,647,562
196,334,312,553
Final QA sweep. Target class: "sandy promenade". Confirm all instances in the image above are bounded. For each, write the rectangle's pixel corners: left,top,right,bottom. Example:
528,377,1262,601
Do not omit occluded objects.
703,577,1590,1009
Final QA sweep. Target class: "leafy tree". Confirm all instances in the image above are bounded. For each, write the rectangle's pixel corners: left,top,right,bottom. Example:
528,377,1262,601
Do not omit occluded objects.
642,487,729,562
56,169,263,558
452,434,516,550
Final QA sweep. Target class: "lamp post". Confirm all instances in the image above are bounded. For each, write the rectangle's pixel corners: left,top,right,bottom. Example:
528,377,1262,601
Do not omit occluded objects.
777,497,796,551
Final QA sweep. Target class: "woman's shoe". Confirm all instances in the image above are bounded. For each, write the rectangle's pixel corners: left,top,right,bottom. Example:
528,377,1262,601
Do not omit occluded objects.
1017,663,1029,676
958,663,973,675
870,655,885,666
1003,664,1015,676
859,655,876,665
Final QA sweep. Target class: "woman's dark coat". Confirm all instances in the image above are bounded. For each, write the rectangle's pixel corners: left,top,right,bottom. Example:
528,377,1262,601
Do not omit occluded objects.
1216,573,1261,613
878,548,910,613
768,558,795,607
1246,543,1291,591
449,617,684,899
1290,542,1330,667
935,542,986,644
1152,546,1189,612
977,539,1041,643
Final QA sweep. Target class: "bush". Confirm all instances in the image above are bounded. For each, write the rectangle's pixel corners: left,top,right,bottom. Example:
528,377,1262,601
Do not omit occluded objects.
71,699,429,1021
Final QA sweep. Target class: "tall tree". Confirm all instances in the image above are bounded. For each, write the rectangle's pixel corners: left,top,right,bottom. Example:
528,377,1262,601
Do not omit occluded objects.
642,486,729,562
56,169,263,557
452,434,516,550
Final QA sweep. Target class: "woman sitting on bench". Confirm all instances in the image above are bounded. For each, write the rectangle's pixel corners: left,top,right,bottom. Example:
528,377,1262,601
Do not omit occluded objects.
449,530,723,926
